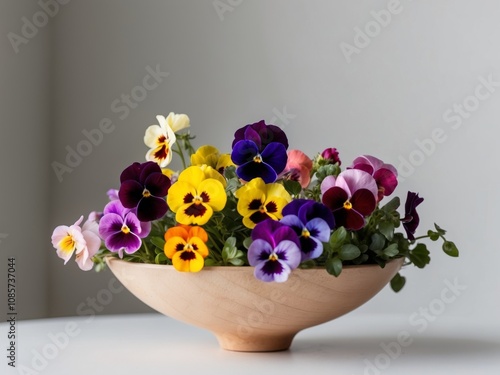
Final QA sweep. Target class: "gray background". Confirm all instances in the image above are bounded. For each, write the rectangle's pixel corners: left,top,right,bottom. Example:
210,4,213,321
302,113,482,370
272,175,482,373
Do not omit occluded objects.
0,0,498,324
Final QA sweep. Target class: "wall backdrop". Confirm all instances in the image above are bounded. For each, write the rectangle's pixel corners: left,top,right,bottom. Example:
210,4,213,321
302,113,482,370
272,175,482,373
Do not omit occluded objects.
1,0,499,326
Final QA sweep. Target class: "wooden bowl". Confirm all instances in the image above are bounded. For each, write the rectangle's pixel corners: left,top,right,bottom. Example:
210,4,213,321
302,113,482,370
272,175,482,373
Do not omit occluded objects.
106,257,404,352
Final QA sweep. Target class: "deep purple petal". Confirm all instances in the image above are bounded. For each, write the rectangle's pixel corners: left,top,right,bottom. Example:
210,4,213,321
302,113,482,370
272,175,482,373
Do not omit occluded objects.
248,239,273,266
119,180,144,208
260,142,288,175
243,126,262,150
322,187,348,211
122,212,141,234
282,199,309,217
350,189,377,216
299,201,335,229
144,172,170,197
119,162,142,183
136,196,168,221
231,140,259,165
403,191,424,240
251,219,283,244
236,161,277,184
105,231,141,253
138,161,163,184
138,220,152,238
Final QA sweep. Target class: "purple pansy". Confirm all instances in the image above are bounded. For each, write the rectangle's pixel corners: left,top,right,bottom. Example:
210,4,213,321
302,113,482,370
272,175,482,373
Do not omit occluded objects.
232,120,289,150
321,169,378,231
402,191,424,241
118,161,170,222
231,121,289,183
98,200,151,258
280,199,335,261
350,155,397,201
248,220,301,282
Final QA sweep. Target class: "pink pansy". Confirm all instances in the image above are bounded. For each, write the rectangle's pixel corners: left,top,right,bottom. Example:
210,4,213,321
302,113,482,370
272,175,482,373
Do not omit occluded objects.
320,169,378,230
51,216,101,271
281,149,313,188
350,155,398,201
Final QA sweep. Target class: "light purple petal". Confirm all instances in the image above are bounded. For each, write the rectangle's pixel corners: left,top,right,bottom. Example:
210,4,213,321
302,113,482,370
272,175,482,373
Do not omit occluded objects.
306,218,331,243
320,175,337,195
335,169,378,199
98,213,124,239
248,239,273,266
254,260,292,283
103,200,128,216
274,240,301,269
279,214,304,233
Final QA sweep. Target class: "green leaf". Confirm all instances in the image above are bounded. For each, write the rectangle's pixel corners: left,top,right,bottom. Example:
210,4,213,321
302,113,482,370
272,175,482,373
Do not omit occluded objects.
442,241,459,257
243,237,253,249
390,273,406,292
150,236,166,250
204,258,218,267
224,237,237,248
229,258,244,266
383,243,399,257
434,223,447,235
381,196,400,213
283,180,302,196
370,233,386,251
326,257,342,276
154,253,168,264
330,227,347,249
409,243,431,268
379,221,394,241
339,244,361,261
427,230,440,241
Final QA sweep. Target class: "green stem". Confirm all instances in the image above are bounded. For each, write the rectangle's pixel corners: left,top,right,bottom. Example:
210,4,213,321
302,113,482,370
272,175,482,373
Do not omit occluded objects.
174,141,187,169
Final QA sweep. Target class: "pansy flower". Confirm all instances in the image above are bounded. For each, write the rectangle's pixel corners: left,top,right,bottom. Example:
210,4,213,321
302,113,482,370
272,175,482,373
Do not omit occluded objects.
280,149,313,188
190,145,234,175
231,120,289,183
280,199,335,261
235,178,291,229
167,166,226,225
232,120,288,150
248,220,301,282
118,161,171,222
144,113,186,167
350,155,397,201
98,200,151,258
402,191,424,241
321,169,378,230
51,215,101,271
164,225,209,272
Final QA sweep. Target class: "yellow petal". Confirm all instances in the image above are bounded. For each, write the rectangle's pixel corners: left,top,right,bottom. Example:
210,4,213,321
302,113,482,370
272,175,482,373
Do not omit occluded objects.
198,178,227,211
166,181,197,212
265,183,291,203
172,250,204,272
164,236,186,258
199,165,226,187
175,203,214,225
216,154,235,170
189,237,209,258
177,166,205,187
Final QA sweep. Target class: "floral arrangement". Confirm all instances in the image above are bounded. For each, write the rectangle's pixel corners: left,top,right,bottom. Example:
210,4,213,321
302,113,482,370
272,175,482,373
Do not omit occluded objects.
51,113,458,291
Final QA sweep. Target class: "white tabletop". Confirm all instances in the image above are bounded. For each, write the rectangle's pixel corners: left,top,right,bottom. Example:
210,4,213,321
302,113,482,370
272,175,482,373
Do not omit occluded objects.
2,313,499,375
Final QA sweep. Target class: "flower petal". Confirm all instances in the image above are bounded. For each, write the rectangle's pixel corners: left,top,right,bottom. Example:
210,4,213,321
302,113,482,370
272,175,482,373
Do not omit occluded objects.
248,239,273,266
198,178,226,211
260,142,288,176
350,188,377,216
231,140,259,165
237,161,278,184
136,196,168,221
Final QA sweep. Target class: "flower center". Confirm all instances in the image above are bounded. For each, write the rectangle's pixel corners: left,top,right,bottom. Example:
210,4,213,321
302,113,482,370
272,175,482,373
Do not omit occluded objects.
193,195,203,204
268,253,278,261
253,154,263,163
343,200,352,210
121,225,131,234
259,205,267,213
142,188,151,198
184,243,194,251
60,235,76,252
302,228,310,238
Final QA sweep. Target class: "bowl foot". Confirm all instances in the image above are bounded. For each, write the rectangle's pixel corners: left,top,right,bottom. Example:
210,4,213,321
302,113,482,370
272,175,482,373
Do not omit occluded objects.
215,332,297,352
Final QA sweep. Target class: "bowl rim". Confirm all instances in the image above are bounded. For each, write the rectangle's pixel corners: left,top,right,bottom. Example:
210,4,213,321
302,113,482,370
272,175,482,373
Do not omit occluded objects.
105,255,405,272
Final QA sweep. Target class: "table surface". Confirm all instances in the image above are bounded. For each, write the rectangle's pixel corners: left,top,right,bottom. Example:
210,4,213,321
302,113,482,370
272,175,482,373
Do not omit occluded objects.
2,313,499,375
